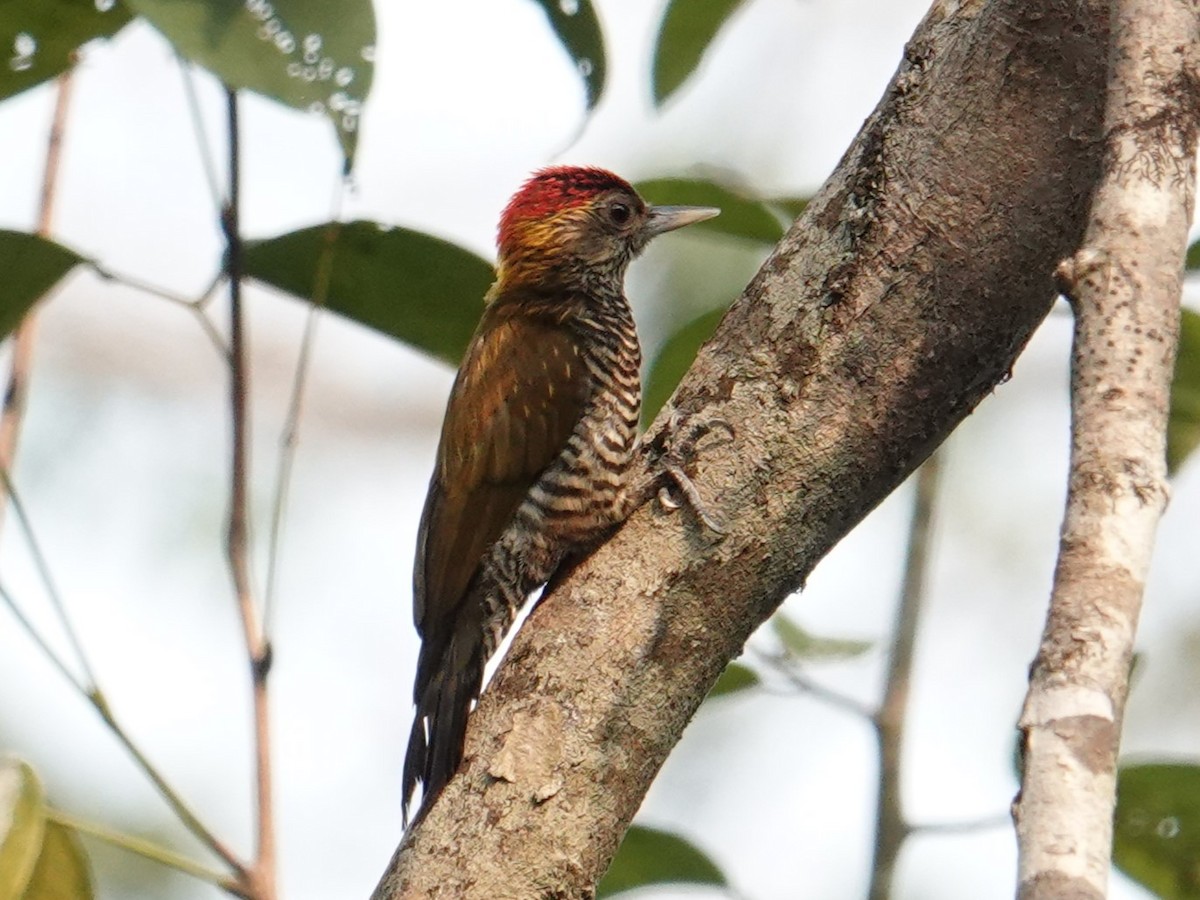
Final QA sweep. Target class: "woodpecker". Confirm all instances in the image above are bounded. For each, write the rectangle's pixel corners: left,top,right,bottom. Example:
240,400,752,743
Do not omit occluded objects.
402,166,719,823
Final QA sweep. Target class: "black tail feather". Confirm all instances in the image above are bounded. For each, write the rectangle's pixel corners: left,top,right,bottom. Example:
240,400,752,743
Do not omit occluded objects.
402,637,484,827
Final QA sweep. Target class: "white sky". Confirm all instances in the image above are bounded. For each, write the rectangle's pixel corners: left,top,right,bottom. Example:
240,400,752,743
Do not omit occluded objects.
1,1,1195,898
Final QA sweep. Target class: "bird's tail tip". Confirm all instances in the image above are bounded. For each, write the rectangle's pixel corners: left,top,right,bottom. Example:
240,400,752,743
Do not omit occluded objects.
401,653,482,827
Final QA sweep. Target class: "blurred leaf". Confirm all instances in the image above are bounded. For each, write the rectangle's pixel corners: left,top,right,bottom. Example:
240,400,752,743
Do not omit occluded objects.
636,178,783,244
769,197,811,222
125,0,375,165
528,0,605,110
0,230,85,338
596,825,727,898
772,614,872,661
1114,762,1200,898
706,662,759,699
1186,240,1200,271
1130,651,1145,690
643,306,726,426
0,0,131,103
244,220,493,364
651,0,745,106
1168,309,1200,474
0,758,46,899
21,820,93,900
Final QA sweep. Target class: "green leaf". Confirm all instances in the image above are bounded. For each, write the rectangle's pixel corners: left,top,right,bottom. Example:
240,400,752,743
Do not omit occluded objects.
636,178,784,244
651,0,745,106
772,614,872,661
643,306,726,426
596,825,727,898
0,0,131,103
0,758,46,899
528,0,605,111
706,662,759,699
0,230,85,338
243,221,494,365
1114,762,1200,898
1185,240,1200,271
125,0,375,166
21,820,93,900
1168,309,1200,474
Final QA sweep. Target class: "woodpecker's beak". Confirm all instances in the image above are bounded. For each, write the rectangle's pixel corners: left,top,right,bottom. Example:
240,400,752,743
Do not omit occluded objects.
642,204,721,238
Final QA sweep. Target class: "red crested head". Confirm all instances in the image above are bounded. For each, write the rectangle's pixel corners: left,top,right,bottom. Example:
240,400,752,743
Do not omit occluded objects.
497,166,636,257
487,165,718,297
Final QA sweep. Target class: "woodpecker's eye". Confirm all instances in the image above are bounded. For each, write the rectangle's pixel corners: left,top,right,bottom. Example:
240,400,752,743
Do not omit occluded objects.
608,202,632,226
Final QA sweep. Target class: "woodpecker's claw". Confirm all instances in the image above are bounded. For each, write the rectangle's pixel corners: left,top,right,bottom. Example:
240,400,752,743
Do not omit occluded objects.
649,415,734,535
656,485,680,511
659,461,727,534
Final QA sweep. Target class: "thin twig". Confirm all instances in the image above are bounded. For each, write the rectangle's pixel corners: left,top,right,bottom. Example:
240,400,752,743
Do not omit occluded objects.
88,696,248,880
35,70,73,232
755,648,875,720
0,467,97,687
220,86,277,900
263,202,345,637
87,263,203,308
87,264,229,357
0,67,76,535
0,580,245,875
868,452,941,900
179,58,223,211
911,813,1011,834
45,806,241,891
0,580,89,696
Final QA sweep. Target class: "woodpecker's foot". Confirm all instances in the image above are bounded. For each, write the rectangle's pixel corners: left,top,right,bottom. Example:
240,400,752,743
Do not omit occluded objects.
657,464,727,534
647,415,733,535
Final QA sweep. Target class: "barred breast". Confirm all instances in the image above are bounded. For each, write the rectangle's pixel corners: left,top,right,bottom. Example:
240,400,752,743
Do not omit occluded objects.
477,297,642,659
526,301,641,539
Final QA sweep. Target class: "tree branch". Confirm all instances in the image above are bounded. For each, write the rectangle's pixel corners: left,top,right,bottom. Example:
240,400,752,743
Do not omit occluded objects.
220,87,276,900
374,1,1111,895
1014,2,1200,897
869,453,941,900
0,66,76,532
